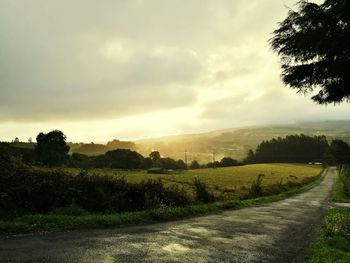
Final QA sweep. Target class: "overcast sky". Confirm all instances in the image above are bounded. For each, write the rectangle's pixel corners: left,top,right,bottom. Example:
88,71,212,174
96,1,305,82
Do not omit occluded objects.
1,0,349,143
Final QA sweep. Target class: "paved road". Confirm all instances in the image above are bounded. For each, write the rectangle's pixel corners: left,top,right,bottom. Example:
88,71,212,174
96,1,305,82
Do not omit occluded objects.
0,168,334,263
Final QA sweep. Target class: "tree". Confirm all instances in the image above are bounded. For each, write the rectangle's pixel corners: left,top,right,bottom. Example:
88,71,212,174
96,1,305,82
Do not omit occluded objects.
176,159,187,170
149,151,161,167
271,0,350,104
189,160,200,169
219,157,238,167
329,139,350,164
36,130,70,166
105,149,144,169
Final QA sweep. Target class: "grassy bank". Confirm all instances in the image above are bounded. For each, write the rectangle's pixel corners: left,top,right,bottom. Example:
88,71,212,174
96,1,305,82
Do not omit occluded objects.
331,169,350,203
308,208,350,263
308,166,350,262
0,169,326,234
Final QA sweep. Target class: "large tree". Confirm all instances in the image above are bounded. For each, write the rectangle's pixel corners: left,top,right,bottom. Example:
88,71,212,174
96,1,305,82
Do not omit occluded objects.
329,139,350,164
271,0,350,104
36,130,70,166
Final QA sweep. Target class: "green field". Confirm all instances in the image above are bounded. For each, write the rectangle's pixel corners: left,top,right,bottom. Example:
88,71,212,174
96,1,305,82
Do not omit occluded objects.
38,163,323,198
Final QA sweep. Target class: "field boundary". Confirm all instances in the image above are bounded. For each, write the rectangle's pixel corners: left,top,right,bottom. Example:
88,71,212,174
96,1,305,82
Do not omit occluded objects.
0,168,327,235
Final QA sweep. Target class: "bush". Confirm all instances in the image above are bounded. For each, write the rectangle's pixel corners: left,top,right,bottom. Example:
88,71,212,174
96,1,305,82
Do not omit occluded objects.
249,174,264,198
193,178,214,203
0,166,192,216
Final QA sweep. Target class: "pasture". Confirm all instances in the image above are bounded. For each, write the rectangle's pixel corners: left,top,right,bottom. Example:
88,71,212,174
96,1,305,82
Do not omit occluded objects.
39,163,323,199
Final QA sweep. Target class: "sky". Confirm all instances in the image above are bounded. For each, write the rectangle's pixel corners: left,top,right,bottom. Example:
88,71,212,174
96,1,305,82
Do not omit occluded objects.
1,0,350,143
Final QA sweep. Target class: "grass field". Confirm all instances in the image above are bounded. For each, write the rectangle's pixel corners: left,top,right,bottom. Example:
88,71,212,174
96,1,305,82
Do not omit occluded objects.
37,163,323,199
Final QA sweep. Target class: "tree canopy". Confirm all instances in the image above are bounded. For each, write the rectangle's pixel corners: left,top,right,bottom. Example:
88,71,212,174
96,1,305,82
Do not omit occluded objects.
36,130,70,166
271,0,350,104
329,139,350,164
245,134,329,163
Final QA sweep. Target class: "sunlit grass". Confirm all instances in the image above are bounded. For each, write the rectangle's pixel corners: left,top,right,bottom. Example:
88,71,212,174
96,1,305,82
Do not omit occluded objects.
36,163,323,198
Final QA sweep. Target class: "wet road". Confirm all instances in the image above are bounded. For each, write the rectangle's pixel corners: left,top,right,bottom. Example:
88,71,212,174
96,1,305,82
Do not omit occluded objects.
0,168,334,263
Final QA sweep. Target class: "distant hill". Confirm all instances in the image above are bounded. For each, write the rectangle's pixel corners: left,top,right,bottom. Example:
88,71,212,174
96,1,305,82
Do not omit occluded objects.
6,120,350,164
134,121,350,163
68,140,136,156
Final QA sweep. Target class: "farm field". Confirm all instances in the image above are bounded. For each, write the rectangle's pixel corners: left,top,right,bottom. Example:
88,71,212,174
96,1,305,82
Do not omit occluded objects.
37,163,323,198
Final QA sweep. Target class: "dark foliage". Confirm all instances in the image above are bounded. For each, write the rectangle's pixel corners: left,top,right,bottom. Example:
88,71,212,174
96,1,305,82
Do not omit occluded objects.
329,140,350,165
35,130,70,166
69,150,186,170
193,179,214,203
0,167,191,216
271,0,350,104
105,149,144,169
149,151,162,168
245,134,329,163
249,174,264,198
205,161,220,168
219,157,238,167
189,160,200,169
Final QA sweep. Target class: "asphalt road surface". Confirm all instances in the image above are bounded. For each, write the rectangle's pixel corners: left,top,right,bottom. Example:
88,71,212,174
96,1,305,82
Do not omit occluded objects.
0,168,334,263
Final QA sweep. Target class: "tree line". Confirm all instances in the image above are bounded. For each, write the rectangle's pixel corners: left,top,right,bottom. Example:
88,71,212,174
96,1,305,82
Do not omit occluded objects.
2,130,241,170
245,134,350,165
3,130,350,169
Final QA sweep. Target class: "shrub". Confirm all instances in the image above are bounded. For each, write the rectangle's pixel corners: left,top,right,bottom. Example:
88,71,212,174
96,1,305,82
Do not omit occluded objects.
193,178,214,203
249,174,264,198
0,167,192,215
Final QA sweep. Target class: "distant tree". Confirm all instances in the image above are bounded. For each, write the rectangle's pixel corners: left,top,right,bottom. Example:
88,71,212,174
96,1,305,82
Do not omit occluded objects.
244,150,255,164
14,137,19,143
206,161,220,168
329,140,350,164
189,160,200,169
141,157,153,169
71,153,91,168
322,148,337,165
161,157,178,170
35,130,70,166
105,149,144,169
245,134,329,163
28,137,33,143
176,159,187,170
149,151,161,167
219,157,238,167
271,0,350,104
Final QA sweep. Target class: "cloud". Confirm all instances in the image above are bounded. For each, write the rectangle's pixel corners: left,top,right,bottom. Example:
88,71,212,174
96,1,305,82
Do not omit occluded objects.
0,0,348,142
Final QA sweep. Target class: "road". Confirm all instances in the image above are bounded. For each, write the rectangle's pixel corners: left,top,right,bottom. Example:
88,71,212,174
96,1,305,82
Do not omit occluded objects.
0,168,334,263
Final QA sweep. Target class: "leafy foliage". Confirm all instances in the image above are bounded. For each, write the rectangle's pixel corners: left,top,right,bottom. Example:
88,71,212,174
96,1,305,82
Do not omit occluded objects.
193,179,214,204
271,0,350,104
36,130,70,166
245,134,329,163
189,160,200,169
329,140,350,165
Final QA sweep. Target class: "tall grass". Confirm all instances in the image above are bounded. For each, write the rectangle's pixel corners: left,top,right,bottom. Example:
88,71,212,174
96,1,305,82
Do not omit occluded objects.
340,165,350,197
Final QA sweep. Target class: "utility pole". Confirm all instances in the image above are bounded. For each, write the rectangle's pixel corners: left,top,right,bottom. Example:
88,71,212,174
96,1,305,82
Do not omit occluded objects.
213,150,216,169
